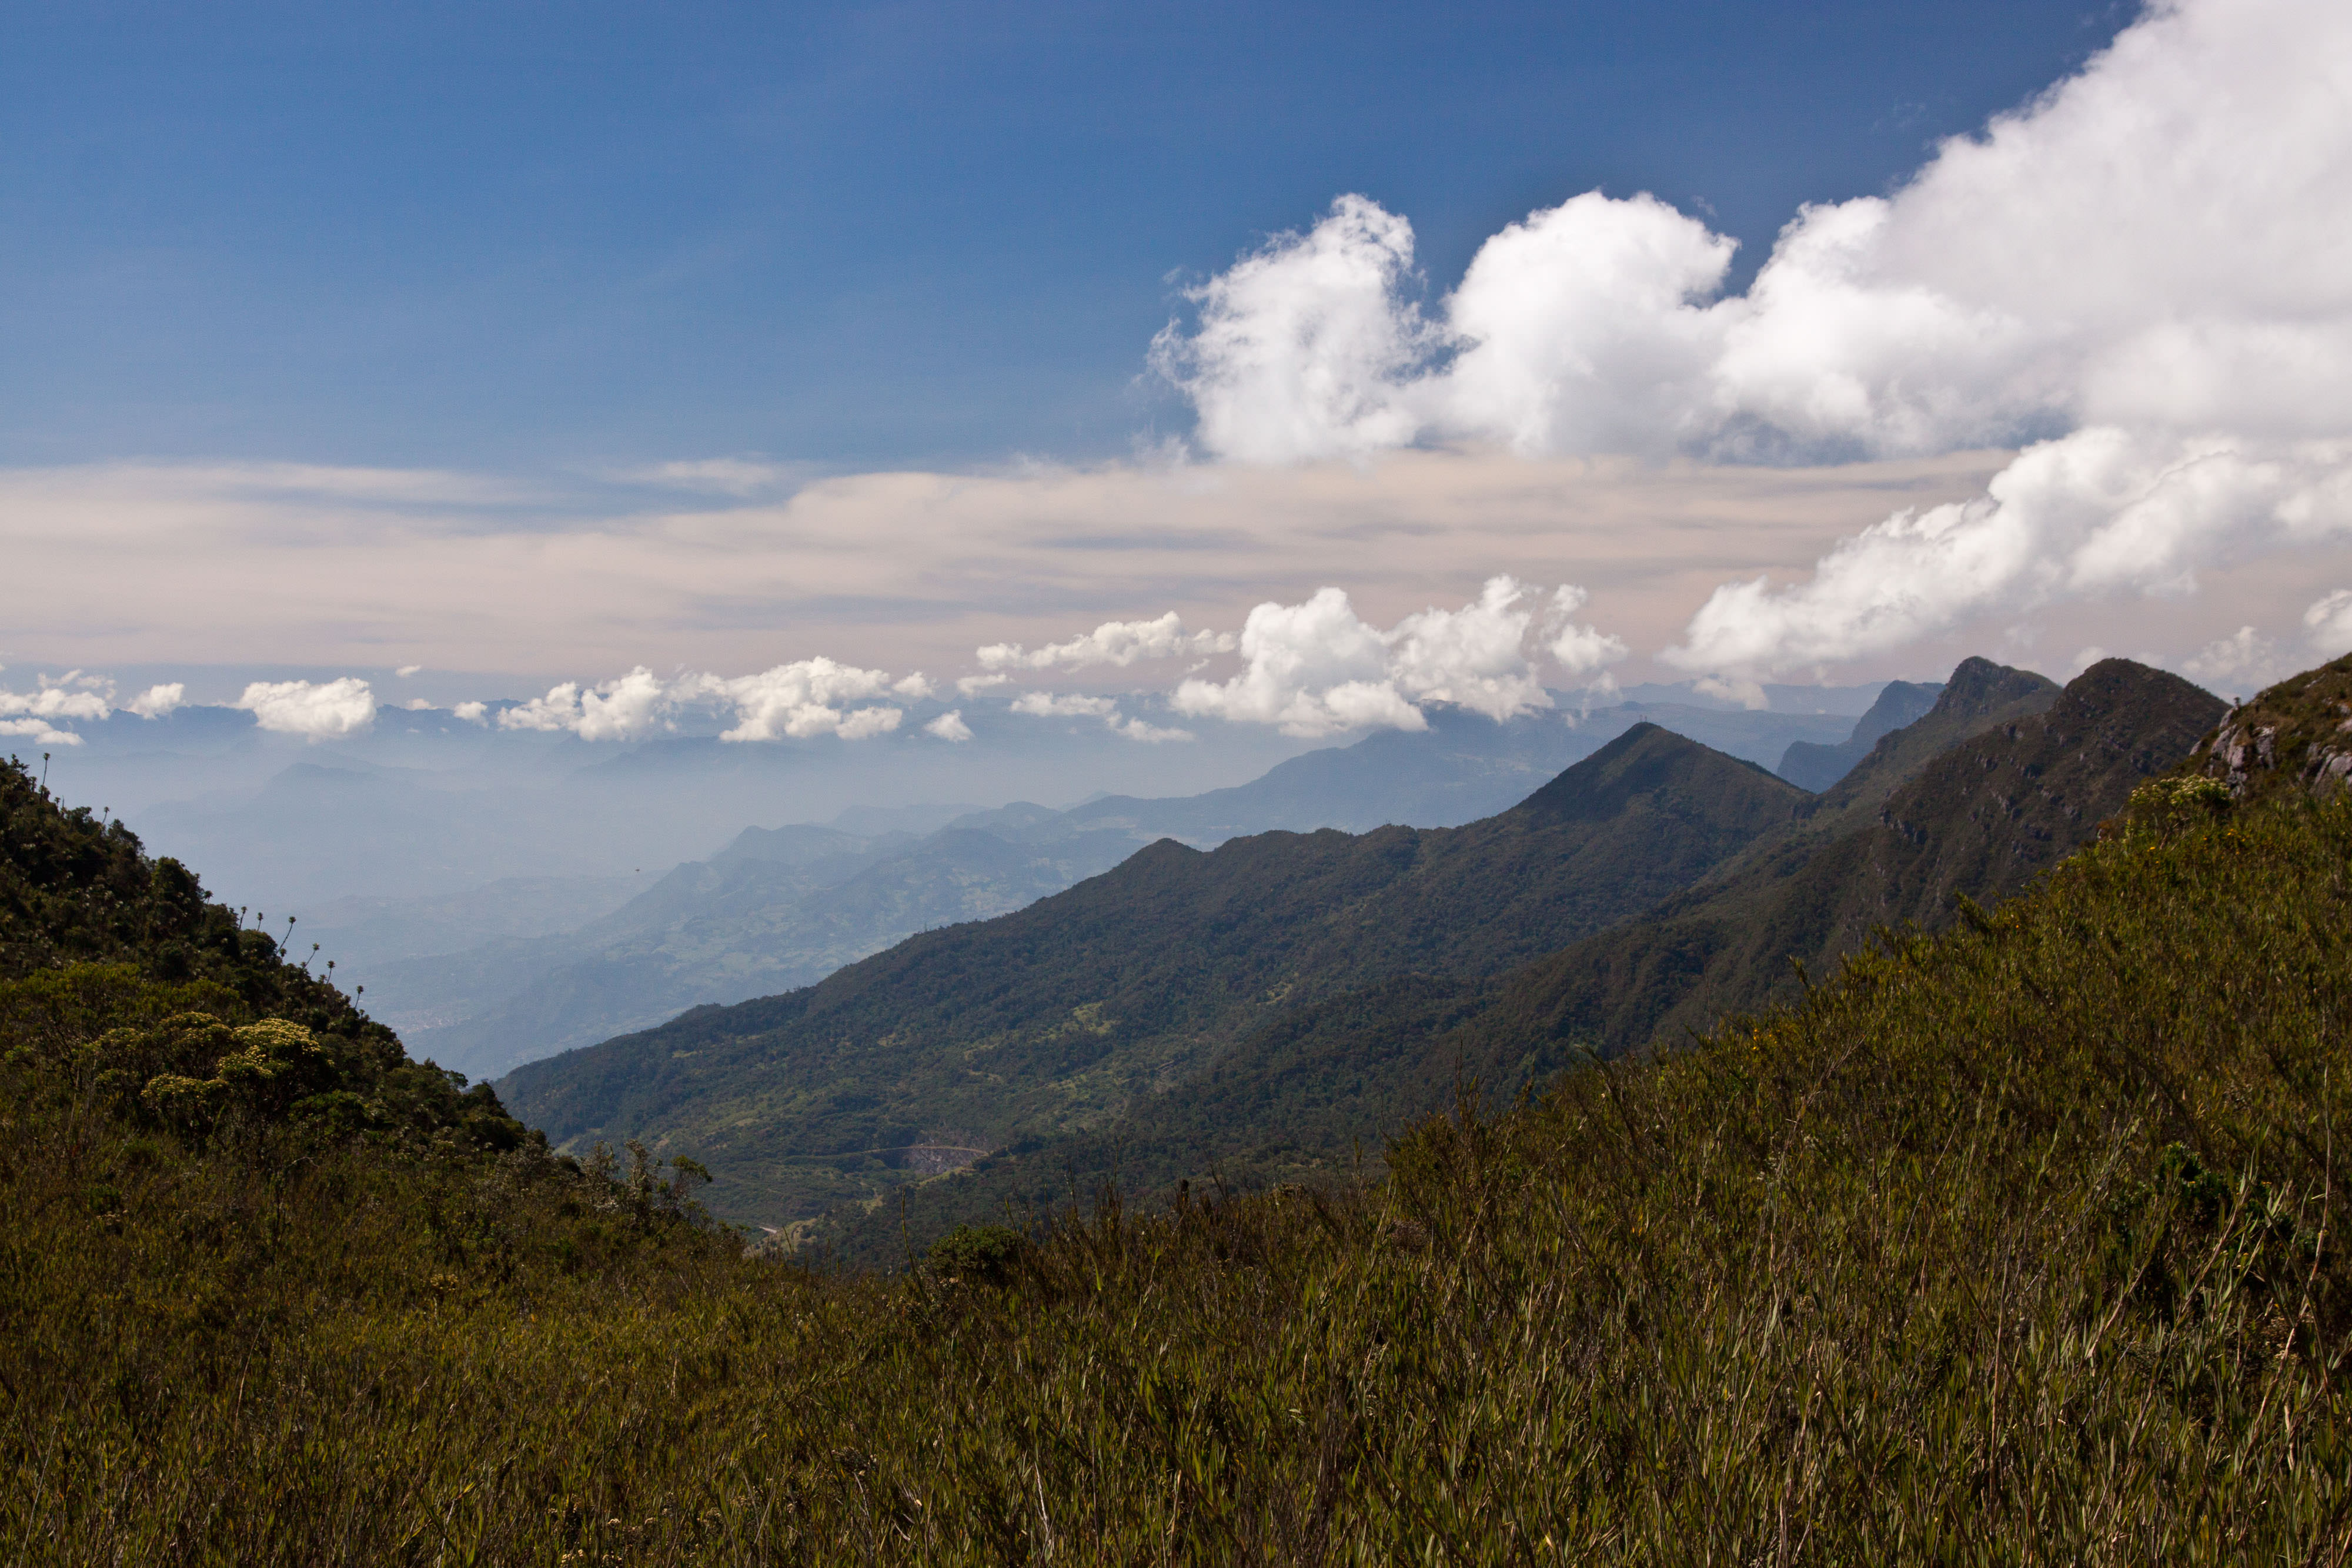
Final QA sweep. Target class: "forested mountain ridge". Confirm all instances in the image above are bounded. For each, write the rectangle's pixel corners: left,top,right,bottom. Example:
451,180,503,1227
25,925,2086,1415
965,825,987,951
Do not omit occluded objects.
498,723,1806,1226
363,703,1627,1078
323,694,1879,1081
1461,658,2226,1061
831,656,2216,1261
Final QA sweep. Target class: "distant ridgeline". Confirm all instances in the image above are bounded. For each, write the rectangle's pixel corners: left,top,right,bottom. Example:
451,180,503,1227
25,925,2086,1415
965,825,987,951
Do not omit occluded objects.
1773,677,1943,791
499,723,1808,1227
494,654,2226,1256
364,695,1866,1084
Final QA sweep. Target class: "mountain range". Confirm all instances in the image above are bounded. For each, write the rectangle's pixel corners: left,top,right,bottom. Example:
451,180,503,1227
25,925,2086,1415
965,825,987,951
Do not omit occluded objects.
495,654,2224,1255
345,693,1881,1080
499,721,1808,1223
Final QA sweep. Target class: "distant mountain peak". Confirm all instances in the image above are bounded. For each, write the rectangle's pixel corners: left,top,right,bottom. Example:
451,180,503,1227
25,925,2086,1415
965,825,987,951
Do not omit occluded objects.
1932,656,2059,720
1776,679,1944,793
1516,721,1797,825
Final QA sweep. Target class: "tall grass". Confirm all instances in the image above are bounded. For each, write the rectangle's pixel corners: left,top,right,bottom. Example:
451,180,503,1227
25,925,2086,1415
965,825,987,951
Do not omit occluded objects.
5,785,2350,1562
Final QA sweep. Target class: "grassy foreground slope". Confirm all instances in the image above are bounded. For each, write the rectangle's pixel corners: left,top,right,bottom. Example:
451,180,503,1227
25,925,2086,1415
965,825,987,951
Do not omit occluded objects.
7,686,2352,1559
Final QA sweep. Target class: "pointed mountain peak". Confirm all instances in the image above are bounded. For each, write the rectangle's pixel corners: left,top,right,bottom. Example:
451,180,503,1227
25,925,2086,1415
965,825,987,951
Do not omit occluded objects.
1809,657,2060,820
1930,657,2060,720
1516,721,1798,824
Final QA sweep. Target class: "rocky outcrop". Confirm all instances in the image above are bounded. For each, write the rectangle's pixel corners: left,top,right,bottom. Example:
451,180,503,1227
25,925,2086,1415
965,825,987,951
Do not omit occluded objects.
2184,654,2352,800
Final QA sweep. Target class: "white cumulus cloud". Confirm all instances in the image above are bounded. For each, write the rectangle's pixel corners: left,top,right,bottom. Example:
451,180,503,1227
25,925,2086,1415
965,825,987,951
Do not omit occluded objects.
924,710,974,742
1009,691,1121,719
500,666,669,741
1665,429,2352,678
1385,576,1556,719
1109,715,1195,743
1150,195,1435,466
496,658,916,744
977,611,1237,673
236,677,378,741
700,658,904,743
1168,576,1606,737
1174,587,1421,736
0,672,115,725
0,671,182,741
2304,590,2352,657
126,683,184,719
1153,0,2352,681
0,718,82,746
2180,624,2288,695
1008,687,1194,742
1544,587,1631,680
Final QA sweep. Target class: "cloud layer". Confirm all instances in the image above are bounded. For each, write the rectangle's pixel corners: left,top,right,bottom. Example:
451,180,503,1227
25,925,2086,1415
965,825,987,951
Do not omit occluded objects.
1170,576,1619,737
497,658,930,744
236,678,378,741
0,670,183,746
977,612,1235,673
8,0,2349,718
1156,0,2352,681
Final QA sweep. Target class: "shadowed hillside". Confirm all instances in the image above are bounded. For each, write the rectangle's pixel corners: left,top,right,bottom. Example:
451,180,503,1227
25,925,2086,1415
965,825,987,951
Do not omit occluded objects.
841,657,2213,1262
499,724,1806,1226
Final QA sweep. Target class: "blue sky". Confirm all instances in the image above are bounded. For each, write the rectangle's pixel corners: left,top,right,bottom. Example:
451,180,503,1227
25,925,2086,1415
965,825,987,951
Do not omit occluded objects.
1,0,2131,473
7,0,2350,747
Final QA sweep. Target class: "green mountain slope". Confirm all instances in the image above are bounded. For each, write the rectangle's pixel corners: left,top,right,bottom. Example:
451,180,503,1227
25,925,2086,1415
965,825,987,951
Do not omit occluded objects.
2176,649,2352,801
499,724,1806,1226
1486,656,2219,1055
0,754,539,1151
841,657,2207,1261
371,700,1848,1081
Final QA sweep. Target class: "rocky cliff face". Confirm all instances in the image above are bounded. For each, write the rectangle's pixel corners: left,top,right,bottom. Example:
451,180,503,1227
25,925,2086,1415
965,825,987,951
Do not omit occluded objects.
2183,653,2352,800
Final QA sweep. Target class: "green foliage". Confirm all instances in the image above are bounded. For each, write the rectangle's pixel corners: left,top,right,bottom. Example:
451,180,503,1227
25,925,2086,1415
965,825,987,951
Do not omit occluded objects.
7,758,2352,1558
2124,773,2235,836
924,1223,1027,1286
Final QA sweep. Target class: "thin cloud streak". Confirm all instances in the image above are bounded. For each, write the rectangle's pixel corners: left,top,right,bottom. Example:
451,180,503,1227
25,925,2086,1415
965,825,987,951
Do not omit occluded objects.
0,449,2012,683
